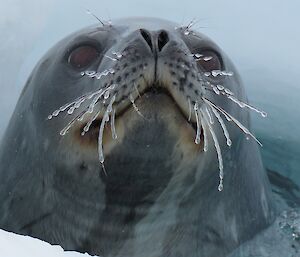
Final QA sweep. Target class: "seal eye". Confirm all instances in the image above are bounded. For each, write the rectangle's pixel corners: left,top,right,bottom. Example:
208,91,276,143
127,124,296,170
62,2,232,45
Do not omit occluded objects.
68,45,99,69
197,50,222,72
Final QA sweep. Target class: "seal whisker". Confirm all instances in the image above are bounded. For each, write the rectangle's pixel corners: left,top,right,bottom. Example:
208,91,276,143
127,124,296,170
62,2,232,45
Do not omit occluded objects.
200,108,224,192
85,9,105,26
134,82,142,98
81,68,115,80
209,105,232,147
206,83,267,118
59,107,91,136
111,107,117,139
98,95,116,166
205,106,214,124
48,88,104,120
81,107,102,136
202,97,263,146
129,94,146,119
226,95,267,117
193,102,202,144
188,98,192,122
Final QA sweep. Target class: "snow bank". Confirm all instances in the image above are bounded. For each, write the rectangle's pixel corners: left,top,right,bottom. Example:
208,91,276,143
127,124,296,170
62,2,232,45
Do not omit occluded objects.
0,229,96,257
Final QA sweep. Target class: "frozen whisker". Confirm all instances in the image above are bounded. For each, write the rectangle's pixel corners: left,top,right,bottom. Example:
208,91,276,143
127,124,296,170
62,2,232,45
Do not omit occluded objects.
59,107,91,136
98,95,116,165
81,68,115,80
134,82,141,98
199,110,208,152
48,90,102,120
209,105,232,146
190,53,213,62
207,83,267,118
200,108,224,192
112,51,124,59
111,107,117,139
193,102,202,144
203,70,234,78
226,95,267,117
188,98,192,122
104,55,118,61
203,56,213,61
87,84,116,113
205,106,214,124
85,9,105,26
81,107,102,136
202,97,263,147
129,94,145,119
49,84,115,124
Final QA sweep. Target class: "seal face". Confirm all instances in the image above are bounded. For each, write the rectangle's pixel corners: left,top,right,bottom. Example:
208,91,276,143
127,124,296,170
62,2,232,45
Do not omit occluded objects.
0,18,275,257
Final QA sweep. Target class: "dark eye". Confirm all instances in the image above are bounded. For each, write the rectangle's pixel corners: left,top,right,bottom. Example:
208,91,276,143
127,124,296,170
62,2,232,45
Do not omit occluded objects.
196,50,222,72
68,45,99,69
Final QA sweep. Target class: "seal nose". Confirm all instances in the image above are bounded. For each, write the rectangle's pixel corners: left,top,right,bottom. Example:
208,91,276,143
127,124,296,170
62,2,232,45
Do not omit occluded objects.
140,29,169,52
157,30,169,51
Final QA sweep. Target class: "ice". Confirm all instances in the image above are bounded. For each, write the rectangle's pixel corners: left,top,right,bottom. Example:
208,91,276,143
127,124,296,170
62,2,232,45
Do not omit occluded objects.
216,85,224,91
81,109,102,136
188,98,192,122
201,108,224,191
98,95,116,164
224,88,234,95
203,56,213,61
112,51,123,59
81,69,115,80
227,95,268,117
212,85,220,95
199,110,209,152
210,106,232,146
193,102,202,144
0,229,96,257
111,107,117,139
205,106,214,124
203,97,262,146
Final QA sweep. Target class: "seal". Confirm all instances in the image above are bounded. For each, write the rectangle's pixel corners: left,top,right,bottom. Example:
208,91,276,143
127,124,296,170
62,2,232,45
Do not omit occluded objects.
0,17,275,257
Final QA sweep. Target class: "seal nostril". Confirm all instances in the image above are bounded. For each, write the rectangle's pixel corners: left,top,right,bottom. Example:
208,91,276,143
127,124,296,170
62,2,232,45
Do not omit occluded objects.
140,29,153,51
158,30,169,52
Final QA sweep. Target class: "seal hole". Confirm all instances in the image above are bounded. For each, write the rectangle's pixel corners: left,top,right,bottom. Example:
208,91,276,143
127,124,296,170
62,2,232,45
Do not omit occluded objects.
68,45,99,69
140,29,153,51
158,30,169,51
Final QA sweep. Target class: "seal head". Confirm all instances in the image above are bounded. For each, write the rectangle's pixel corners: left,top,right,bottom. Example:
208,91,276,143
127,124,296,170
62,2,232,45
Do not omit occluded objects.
0,17,275,257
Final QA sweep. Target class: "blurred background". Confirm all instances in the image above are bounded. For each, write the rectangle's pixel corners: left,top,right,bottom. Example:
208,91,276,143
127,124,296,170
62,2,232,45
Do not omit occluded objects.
0,0,299,185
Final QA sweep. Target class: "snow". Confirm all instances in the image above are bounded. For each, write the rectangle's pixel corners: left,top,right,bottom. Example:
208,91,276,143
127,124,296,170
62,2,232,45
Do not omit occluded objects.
0,229,96,257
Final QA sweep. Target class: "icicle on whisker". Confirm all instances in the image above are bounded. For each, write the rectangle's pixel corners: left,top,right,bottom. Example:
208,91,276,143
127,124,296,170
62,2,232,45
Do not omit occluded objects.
193,102,202,144
202,97,262,147
199,110,208,152
48,88,104,120
111,107,117,139
188,98,192,122
209,105,232,147
205,106,214,124
98,95,116,166
60,106,91,136
226,95,267,117
81,107,102,136
200,108,224,192
206,83,267,118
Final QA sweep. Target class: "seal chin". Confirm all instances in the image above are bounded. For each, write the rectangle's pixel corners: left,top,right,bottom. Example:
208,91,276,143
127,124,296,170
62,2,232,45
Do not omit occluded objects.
76,83,203,152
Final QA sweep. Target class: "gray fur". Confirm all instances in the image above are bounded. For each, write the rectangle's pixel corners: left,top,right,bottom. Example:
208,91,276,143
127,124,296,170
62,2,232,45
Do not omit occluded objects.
0,18,275,257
